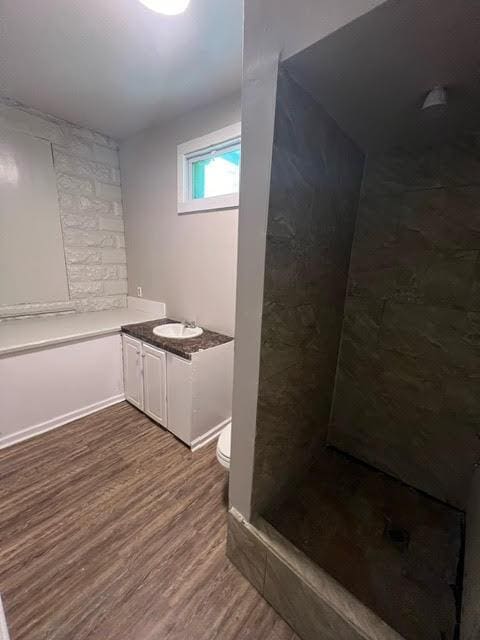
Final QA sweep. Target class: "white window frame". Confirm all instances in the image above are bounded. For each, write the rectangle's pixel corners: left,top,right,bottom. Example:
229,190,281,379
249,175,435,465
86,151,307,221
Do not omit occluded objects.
177,122,241,214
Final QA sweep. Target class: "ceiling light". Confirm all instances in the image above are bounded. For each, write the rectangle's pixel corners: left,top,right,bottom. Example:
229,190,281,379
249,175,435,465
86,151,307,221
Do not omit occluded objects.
138,0,190,15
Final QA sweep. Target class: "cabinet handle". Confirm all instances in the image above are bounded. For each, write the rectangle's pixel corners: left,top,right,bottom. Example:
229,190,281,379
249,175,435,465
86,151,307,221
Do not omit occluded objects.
141,353,145,358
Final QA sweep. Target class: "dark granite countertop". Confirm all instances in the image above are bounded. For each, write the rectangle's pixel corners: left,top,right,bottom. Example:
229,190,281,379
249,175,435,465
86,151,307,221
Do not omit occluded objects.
121,318,233,360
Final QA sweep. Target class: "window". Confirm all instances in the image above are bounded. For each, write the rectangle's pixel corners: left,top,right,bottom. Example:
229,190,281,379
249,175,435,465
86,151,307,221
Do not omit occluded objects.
189,142,241,200
177,122,241,213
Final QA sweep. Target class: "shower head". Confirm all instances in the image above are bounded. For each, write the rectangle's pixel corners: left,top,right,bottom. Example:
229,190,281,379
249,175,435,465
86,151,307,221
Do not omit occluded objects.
422,86,447,110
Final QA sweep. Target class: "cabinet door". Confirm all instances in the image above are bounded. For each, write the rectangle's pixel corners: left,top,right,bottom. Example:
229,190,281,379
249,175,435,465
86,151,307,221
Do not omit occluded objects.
122,334,144,410
143,343,167,426
166,353,193,445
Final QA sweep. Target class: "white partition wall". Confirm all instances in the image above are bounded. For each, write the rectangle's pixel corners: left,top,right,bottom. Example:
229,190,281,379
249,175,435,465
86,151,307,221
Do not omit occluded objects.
0,334,124,448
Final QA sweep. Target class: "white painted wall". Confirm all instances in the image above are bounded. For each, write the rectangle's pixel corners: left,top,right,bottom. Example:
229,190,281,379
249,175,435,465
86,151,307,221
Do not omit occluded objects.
244,0,387,64
0,128,69,307
229,0,389,519
120,92,241,336
0,334,124,447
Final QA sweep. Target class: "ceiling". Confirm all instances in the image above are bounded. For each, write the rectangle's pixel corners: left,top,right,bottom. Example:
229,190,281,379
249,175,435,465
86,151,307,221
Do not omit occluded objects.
0,0,242,140
285,0,480,151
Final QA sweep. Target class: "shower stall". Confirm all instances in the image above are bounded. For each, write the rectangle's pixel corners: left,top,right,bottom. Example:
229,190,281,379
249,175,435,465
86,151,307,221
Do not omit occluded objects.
228,2,480,639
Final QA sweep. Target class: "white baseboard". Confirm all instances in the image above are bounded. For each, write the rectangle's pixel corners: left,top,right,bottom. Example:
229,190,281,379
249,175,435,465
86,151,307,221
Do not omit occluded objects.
0,394,125,450
191,418,230,452
0,595,10,640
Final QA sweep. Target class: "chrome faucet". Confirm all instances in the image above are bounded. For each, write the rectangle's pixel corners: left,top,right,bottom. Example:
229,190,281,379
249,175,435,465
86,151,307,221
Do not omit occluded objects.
183,319,196,329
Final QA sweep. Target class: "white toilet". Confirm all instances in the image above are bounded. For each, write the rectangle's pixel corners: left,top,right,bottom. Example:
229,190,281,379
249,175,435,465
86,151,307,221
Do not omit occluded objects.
216,421,231,470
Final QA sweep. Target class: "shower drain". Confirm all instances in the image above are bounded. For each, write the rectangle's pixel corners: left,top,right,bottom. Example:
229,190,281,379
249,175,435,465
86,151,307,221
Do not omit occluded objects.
384,520,410,553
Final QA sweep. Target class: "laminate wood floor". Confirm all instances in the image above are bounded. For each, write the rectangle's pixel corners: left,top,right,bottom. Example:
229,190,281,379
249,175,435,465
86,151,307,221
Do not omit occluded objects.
0,402,297,640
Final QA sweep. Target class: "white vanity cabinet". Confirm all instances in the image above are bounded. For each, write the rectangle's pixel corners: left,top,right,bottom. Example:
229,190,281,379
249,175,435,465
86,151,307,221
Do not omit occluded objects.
122,334,144,410
142,342,167,426
166,352,193,444
121,333,233,450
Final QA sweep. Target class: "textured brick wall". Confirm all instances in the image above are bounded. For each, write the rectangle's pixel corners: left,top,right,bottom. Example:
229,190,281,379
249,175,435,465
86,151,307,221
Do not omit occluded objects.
0,97,127,317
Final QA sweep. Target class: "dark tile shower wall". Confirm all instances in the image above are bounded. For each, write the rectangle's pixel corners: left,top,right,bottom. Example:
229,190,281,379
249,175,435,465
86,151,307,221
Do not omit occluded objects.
251,68,365,514
330,134,480,509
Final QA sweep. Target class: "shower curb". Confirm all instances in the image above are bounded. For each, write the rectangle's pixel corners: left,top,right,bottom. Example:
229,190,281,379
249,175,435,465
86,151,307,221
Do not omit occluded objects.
227,508,405,640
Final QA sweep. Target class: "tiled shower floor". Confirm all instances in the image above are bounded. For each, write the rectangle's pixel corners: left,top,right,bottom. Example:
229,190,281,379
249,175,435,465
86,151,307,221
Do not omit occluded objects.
266,447,464,640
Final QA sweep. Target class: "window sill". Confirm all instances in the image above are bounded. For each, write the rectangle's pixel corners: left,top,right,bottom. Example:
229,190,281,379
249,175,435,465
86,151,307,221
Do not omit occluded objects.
178,193,239,214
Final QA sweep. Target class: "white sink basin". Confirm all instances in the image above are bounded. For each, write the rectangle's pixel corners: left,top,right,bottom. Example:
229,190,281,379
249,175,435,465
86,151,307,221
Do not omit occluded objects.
153,323,203,340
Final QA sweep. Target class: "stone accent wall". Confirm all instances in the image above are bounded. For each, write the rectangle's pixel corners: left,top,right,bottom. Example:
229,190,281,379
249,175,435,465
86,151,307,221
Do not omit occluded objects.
0,97,127,317
251,69,365,514
330,133,480,509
